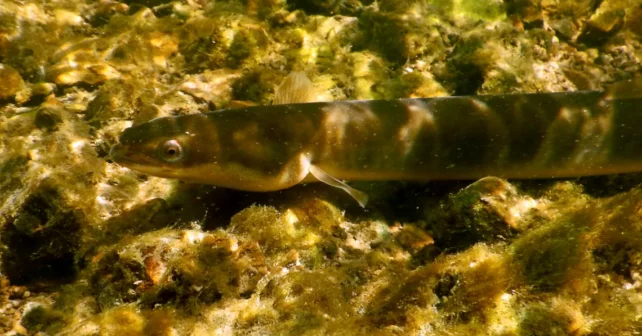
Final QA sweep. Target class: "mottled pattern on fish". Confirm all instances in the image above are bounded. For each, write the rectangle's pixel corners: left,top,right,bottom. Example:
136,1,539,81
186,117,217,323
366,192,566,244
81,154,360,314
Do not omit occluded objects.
110,76,642,206
313,90,631,180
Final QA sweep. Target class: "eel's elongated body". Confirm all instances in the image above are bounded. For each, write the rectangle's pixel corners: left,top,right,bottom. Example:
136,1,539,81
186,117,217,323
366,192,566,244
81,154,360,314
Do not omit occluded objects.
110,76,642,206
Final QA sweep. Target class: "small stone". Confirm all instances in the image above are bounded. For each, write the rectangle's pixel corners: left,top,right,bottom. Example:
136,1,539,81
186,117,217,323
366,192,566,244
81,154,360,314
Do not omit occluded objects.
35,107,63,131
576,7,625,47
426,177,537,251
30,83,56,97
0,66,24,101
9,286,27,299
395,223,434,251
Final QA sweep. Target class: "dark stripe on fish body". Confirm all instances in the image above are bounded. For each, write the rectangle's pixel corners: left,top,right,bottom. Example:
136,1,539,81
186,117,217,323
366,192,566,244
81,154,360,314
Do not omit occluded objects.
610,97,642,163
419,91,600,175
308,90,638,180
203,104,325,174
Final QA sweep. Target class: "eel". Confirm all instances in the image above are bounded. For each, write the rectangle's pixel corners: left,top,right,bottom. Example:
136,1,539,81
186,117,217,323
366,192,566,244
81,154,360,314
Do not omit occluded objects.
110,73,642,207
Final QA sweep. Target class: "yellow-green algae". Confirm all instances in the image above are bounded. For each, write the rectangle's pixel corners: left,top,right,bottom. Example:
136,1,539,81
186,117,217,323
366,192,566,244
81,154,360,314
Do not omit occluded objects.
1,0,642,334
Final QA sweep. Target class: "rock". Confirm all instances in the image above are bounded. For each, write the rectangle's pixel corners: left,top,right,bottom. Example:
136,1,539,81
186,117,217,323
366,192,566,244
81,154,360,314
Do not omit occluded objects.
426,177,539,251
0,66,24,101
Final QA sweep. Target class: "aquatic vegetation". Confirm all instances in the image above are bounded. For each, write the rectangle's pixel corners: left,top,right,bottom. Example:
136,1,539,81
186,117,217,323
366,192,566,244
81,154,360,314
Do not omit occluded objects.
2,0,642,334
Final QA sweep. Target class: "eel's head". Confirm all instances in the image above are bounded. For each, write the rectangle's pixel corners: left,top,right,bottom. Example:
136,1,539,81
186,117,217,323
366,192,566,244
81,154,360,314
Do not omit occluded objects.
110,113,222,182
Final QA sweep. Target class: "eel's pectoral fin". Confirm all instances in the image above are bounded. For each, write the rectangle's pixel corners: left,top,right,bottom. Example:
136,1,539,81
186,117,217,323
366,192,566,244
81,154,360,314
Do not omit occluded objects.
308,164,369,208
273,72,319,104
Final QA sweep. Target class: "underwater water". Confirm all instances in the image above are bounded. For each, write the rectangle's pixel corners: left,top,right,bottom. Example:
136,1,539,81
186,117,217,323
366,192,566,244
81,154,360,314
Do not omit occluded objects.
1,0,642,334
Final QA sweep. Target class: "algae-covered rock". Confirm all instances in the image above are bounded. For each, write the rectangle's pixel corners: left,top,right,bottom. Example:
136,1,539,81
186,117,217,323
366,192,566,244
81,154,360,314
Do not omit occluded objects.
0,66,24,101
88,229,266,311
576,0,628,47
1,187,81,284
426,177,539,251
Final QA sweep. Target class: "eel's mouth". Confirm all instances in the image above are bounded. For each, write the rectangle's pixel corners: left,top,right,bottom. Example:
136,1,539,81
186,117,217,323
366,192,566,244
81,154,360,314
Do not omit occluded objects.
109,144,157,167
109,143,180,177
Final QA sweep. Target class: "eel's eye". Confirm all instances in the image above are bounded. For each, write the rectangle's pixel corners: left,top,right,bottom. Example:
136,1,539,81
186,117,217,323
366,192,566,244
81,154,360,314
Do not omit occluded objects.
159,140,184,162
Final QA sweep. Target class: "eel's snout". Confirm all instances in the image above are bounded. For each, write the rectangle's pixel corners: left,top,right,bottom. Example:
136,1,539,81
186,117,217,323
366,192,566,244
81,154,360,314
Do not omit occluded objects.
109,143,128,164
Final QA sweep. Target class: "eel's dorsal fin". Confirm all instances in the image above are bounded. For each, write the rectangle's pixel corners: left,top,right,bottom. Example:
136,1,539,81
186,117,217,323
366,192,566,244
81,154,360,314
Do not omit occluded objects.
308,164,369,208
273,72,319,104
